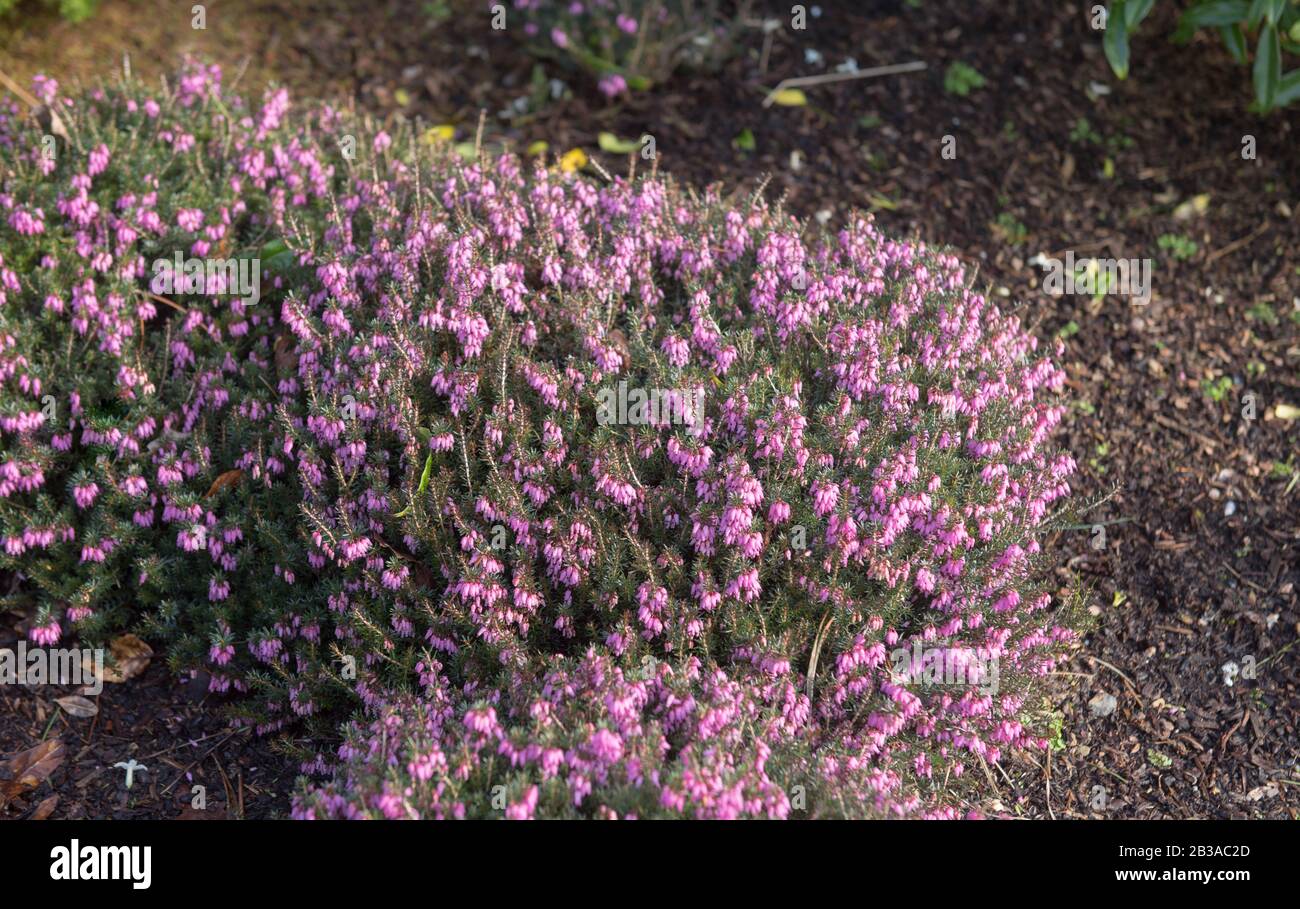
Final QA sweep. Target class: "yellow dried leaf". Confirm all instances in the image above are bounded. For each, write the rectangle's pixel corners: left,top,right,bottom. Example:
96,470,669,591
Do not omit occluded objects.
559,148,588,173
771,88,808,107
422,124,455,144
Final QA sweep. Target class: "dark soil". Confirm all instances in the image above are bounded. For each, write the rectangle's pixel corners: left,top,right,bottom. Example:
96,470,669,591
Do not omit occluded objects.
2,0,1296,819
0,651,298,820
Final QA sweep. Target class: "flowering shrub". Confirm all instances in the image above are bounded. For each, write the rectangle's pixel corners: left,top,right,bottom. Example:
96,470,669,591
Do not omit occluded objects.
1,66,1080,817
501,0,753,97
0,67,349,729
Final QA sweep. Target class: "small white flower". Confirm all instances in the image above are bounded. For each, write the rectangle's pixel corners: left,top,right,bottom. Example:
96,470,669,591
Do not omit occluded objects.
1221,661,1240,687
114,758,148,789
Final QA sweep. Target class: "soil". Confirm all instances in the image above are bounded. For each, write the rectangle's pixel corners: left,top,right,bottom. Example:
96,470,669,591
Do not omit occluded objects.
2,0,1296,819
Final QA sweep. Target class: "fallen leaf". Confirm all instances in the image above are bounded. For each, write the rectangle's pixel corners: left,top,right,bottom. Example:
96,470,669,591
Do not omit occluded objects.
84,634,153,684
1274,403,1300,421
0,739,66,807
54,695,98,718
558,148,588,172
421,124,455,144
771,88,808,106
273,333,298,373
30,794,59,820
204,469,243,498
1246,782,1279,802
1060,152,1075,182
597,132,639,154
1172,193,1210,221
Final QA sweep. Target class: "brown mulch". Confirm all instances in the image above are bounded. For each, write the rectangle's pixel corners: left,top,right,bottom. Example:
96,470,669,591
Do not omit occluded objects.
2,0,1297,819
0,647,298,820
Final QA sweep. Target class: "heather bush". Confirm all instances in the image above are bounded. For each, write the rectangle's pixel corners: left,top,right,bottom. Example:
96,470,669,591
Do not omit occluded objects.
0,67,350,727
499,0,754,97
2,66,1081,817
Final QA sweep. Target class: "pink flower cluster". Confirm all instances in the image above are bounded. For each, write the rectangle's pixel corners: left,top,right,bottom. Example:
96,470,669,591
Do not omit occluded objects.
1,66,1077,818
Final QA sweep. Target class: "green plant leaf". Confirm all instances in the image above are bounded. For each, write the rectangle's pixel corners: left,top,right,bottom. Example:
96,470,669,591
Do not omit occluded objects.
1104,3,1131,79
597,132,639,154
1176,0,1251,42
1220,24,1249,63
1265,0,1287,25
1248,0,1270,27
1126,0,1155,28
1254,22,1281,110
1275,68,1300,106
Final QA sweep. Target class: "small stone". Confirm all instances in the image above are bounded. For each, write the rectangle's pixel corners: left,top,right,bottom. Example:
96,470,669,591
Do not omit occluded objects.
1088,692,1117,718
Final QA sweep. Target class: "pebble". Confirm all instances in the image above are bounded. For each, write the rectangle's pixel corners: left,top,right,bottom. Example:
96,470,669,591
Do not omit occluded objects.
1088,692,1118,718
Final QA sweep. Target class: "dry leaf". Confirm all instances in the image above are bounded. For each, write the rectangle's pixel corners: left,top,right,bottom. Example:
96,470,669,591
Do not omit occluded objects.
30,794,59,820
54,695,99,718
421,124,455,144
1246,782,1279,802
273,333,298,373
205,469,244,498
85,634,153,684
1274,403,1300,421
558,148,588,173
1172,193,1210,221
771,88,809,106
0,738,66,807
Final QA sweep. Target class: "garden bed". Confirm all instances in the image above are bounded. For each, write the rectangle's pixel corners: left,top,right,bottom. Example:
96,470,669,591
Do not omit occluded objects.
1,0,1296,819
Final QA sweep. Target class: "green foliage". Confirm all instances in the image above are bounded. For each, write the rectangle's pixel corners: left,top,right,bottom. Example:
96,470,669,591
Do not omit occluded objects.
943,61,987,96
0,0,97,22
1157,233,1198,260
1102,0,1300,111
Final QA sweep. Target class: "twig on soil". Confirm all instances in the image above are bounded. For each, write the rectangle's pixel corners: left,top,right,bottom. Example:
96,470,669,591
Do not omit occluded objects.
1085,655,1140,701
1058,517,1134,530
1045,749,1055,821
1221,561,1269,595
976,752,1002,801
214,754,236,818
1205,224,1268,264
1151,412,1219,452
159,728,249,795
762,61,928,107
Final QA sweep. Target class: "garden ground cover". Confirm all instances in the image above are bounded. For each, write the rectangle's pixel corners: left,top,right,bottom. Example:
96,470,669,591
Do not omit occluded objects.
1,0,1296,819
